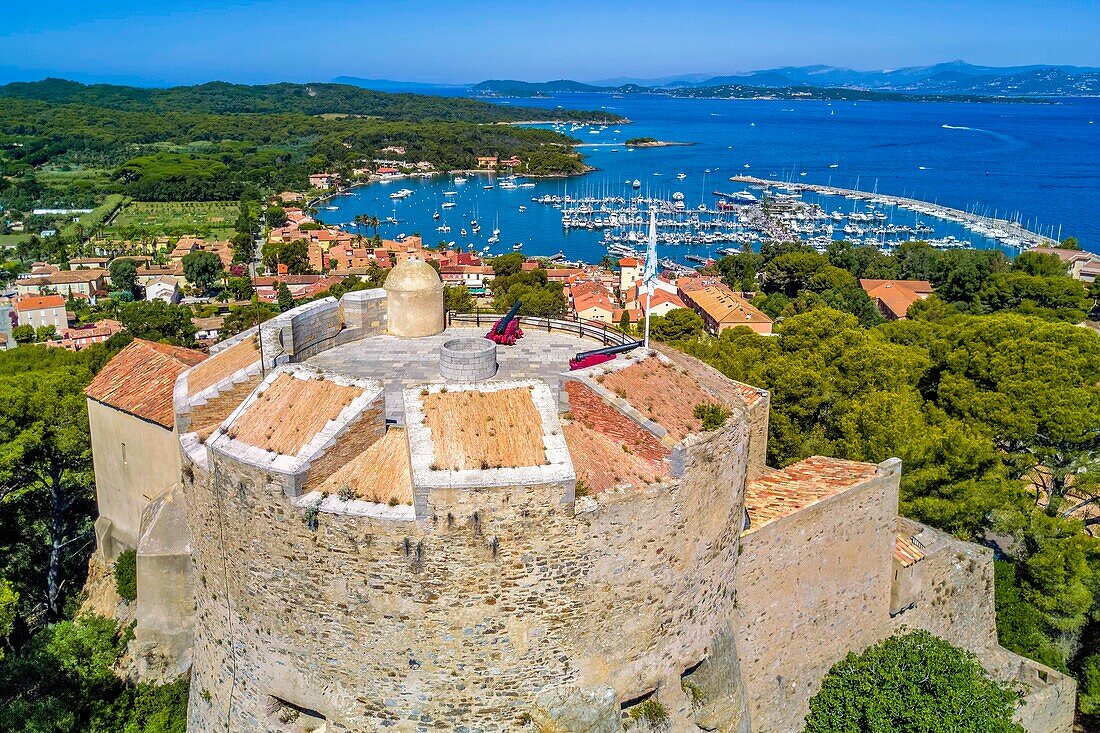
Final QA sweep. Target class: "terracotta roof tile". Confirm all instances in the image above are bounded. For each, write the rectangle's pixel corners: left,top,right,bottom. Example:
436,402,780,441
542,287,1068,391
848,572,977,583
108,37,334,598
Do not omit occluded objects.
13,294,66,311
187,335,260,396
84,339,206,428
743,456,879,533
894,534,925,568
227,372,362,455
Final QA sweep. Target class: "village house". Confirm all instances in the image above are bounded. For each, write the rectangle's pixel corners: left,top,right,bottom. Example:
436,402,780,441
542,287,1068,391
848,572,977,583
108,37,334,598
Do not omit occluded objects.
145,277,181,304
50,319,124,350
859,279,934,320
440,265,494,294
476,156,499,169
1026,246,1100,283
13,294,69,330
136,264,184,287
569,281,618,324
15,268,107,298
276,191,304,204
192,316,225,346
308,172,341,189
678,277,773,335
633,287,688,317
618,257,642,293
69,257,111,270
253,274,343,302
169,238,233,268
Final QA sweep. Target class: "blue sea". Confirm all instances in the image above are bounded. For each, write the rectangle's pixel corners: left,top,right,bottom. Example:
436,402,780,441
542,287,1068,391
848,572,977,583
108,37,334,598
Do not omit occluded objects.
318,91,1100,263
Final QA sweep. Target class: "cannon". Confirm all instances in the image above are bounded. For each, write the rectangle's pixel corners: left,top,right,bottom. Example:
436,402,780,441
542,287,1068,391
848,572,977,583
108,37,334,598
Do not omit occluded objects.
568,340,644,370
485,301,524,345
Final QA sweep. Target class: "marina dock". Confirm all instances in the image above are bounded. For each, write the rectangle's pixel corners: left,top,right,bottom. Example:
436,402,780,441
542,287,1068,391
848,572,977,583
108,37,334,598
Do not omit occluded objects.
728,176,1058,249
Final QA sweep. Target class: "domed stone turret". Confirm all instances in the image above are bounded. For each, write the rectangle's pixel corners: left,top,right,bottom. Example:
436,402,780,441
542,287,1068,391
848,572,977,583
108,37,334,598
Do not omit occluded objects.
384,258,444,338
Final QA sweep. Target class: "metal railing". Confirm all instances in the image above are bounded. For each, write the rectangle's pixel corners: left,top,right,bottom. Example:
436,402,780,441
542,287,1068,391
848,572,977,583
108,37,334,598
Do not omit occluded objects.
446,310,634,348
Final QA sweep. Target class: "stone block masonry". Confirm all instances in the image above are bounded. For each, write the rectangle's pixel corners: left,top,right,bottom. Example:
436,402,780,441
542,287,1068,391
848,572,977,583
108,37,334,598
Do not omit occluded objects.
182,399,753,732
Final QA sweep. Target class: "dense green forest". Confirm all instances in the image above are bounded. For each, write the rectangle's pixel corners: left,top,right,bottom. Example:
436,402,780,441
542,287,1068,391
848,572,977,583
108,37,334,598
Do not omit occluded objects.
0,80,609,213
0,341,188,731
644,240,1100,725
0,78,622,123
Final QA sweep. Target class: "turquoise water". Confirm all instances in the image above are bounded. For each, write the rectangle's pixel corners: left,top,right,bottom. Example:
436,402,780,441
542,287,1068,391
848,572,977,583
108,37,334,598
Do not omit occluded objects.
317,94,1100,263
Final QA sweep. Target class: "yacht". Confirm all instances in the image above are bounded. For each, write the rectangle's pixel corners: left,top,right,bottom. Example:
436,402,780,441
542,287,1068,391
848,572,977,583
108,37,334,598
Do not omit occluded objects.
460,228,467,236
488,235,500,244
454,176,468,184
512,242,523,250
677,173,687,180
441,201,456,209
432,211,440,220
632,179,641,189
443,190,457,197
389,188,413,200
436,224,450,233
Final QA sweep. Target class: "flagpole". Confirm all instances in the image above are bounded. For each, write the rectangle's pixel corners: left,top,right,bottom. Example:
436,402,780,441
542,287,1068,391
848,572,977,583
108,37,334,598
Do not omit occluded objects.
642,208,657,349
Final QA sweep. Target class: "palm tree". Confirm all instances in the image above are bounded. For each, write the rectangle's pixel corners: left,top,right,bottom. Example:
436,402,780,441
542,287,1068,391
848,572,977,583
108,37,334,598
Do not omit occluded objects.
352,214,365,244
367,215,380,238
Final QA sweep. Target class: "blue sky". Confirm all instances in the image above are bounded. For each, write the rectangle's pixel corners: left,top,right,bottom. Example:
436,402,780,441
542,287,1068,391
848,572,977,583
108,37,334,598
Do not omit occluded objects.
0,0,1097,86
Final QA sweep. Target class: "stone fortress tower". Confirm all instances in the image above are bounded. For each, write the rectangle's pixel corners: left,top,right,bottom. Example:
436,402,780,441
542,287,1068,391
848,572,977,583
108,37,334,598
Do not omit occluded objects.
87,259,1075,732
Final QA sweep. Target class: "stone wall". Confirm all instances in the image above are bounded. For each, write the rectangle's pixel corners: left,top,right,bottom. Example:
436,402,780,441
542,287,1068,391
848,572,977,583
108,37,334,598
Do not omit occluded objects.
890,520,1076,733
336,287,388,343
182,399,751,732
87,398,183,554
890,520,997,653
133,485,195,682
258,297,342,367
735,460,901,733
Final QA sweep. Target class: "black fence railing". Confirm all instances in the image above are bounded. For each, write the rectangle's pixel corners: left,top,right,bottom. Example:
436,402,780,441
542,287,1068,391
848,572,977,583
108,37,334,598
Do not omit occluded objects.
445,310,633,348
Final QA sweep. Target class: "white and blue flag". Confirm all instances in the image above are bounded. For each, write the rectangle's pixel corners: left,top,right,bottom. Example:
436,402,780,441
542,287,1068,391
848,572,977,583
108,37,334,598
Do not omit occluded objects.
642,208,658,295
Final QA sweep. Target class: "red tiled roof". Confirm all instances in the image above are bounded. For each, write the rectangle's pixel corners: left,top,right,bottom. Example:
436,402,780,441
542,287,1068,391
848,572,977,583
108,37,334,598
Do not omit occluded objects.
84,339,205,428
743,456,879,533
859,279,933,319
894,534,925,568
13,294,65,311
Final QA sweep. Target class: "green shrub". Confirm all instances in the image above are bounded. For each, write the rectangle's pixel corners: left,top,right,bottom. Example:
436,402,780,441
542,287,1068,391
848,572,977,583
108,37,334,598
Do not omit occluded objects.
628,697,668,725
114,549,137,602
804,630,1024,733
693,402,730,431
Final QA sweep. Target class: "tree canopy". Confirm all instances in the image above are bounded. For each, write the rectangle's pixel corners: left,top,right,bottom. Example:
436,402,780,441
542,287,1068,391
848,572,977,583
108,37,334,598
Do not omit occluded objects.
804,630,1024,733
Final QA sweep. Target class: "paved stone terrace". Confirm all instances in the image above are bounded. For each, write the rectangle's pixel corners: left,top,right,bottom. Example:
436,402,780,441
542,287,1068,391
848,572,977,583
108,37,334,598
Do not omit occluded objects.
308,326,599,423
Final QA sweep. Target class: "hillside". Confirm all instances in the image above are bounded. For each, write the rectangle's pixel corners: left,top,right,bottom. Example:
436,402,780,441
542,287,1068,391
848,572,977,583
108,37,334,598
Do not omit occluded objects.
471,78,1046,103
479,61,1100,98
0,78,622,123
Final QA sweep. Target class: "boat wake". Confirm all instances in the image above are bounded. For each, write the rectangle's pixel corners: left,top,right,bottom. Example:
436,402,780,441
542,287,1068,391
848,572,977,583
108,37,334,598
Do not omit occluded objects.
940,123,1021,146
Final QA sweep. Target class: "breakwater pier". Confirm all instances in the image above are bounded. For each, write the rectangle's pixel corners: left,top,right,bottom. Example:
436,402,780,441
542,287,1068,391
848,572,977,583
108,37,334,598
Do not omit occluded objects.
728,176,1058,250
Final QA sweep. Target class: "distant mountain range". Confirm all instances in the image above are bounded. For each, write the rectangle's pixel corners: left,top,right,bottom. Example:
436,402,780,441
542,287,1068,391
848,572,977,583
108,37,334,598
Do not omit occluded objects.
474,61,1100,99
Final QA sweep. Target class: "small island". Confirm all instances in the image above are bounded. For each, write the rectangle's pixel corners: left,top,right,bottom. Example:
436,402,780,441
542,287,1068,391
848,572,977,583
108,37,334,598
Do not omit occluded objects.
625,137,696,148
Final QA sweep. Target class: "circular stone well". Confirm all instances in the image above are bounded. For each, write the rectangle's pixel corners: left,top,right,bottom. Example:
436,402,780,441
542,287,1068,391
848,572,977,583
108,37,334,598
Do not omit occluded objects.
439,338,498,382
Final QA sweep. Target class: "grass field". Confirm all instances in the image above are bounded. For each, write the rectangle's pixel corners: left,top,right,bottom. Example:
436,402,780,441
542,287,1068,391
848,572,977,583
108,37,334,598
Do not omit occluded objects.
105,200,239,239
0,234,31,248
